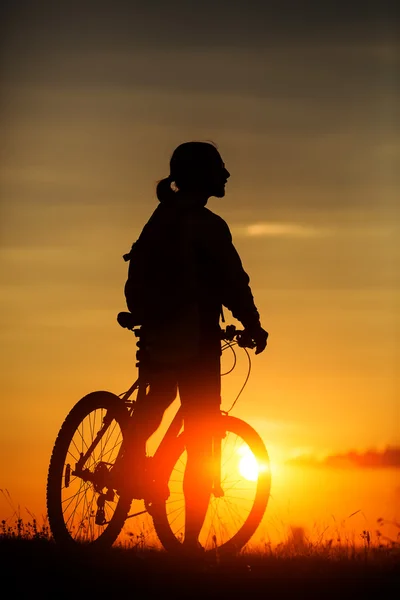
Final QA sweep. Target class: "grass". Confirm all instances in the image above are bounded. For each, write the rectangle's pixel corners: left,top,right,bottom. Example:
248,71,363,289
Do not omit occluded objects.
0,515,398,598
1,491,398,596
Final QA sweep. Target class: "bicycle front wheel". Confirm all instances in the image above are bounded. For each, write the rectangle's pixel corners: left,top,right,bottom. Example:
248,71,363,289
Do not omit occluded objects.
151,415,271,555
46,391,131,548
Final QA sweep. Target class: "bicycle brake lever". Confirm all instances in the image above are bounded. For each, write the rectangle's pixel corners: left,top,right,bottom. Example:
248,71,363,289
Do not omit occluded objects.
223,324,237,341
237,331,256,349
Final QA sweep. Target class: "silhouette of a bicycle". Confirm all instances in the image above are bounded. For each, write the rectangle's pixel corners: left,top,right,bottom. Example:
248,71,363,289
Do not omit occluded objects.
47,315,271,555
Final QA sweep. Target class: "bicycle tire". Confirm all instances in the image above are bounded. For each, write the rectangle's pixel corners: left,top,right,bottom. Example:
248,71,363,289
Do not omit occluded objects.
151,415,271,555
46,391,132,549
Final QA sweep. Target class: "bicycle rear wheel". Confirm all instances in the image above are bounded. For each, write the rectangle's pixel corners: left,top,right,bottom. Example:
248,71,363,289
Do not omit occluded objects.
46,391,131,548
151,415,271,555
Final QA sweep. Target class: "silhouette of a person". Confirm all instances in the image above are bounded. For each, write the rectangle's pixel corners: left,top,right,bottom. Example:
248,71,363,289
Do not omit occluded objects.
123,141,268,552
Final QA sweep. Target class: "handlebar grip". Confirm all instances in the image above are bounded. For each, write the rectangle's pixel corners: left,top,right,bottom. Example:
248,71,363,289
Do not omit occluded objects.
221,324,241,341
221,325,255,348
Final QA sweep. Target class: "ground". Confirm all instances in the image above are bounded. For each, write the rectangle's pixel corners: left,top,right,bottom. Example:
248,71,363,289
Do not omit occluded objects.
1,537,398,599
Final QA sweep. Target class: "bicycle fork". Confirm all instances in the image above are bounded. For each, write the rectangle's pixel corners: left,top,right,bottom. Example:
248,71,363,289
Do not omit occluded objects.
211,434,224,498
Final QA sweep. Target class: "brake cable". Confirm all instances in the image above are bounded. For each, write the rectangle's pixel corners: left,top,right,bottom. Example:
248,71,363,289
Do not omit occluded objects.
119,328,252,413
221,341,252,414
220,340,237,376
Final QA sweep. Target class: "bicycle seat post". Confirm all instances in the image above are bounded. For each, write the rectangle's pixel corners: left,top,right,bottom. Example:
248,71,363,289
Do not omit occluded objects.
134,328,142,367
133,328,149,403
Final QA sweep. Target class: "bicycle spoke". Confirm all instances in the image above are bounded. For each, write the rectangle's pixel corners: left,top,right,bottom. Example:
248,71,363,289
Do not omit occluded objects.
164,497,184,506
53,401,127,544
158,417,270,553
222,496,247,524
204,499,219,548
221,498,242,535
64,484,90,532
166,503,186,519
168,506,185,529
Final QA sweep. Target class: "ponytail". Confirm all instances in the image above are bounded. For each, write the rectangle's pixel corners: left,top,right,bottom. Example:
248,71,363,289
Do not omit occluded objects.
156,176,176,203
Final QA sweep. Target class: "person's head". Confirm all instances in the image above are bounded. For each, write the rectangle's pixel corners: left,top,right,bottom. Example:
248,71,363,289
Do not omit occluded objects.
156,141,230,204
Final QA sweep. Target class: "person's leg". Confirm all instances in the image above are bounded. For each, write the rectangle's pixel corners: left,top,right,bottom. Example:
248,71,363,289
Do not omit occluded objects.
179,347,221,548
181,415,217,548
117,362,178,492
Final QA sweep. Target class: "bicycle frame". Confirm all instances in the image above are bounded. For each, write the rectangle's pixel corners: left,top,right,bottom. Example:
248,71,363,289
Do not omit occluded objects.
74,322,246,496
47,312,271,550
119,333,186,452
118,333,225,495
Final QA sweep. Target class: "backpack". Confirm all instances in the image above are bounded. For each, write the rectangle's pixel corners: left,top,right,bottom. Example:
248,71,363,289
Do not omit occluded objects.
123,240,148,325
123,214,198,327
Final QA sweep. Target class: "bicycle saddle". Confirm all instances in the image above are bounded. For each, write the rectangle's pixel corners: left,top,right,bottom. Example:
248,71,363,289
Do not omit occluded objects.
117,312,139,330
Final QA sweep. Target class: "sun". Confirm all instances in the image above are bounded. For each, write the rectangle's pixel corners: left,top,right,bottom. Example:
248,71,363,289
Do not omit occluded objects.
237,445,268,481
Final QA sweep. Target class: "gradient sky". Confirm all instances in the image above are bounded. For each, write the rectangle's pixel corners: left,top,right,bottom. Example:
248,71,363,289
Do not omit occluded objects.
1,2,399,516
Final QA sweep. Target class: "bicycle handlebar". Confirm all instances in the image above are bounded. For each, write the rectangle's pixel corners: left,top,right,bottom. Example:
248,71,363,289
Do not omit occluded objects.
221,324,256,349
117,312,256,349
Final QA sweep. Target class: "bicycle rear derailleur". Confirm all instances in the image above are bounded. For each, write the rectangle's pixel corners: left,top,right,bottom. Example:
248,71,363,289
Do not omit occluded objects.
95,489,115,526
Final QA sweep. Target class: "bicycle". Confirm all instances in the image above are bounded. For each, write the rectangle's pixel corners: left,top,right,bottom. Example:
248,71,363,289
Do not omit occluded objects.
46,313,271,556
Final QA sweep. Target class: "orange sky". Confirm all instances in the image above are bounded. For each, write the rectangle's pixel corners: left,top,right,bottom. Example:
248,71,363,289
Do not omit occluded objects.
1,3,399,533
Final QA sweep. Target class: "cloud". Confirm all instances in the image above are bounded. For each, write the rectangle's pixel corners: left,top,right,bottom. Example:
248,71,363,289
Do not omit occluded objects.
232,221,395,241
286,446,400,469
234,222,326,238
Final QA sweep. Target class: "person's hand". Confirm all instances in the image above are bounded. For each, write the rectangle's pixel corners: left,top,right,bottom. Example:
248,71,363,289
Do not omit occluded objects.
238,326,269,354
251,326,268,355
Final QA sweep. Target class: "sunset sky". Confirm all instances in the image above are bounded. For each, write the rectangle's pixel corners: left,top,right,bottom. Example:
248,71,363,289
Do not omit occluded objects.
1,2,399,529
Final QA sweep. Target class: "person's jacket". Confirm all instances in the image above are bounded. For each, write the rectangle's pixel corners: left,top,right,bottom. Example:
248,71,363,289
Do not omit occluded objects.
124,194,261,338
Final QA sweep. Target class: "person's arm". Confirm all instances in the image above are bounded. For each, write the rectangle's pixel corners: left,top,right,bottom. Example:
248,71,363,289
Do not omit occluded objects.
205,215,261,331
